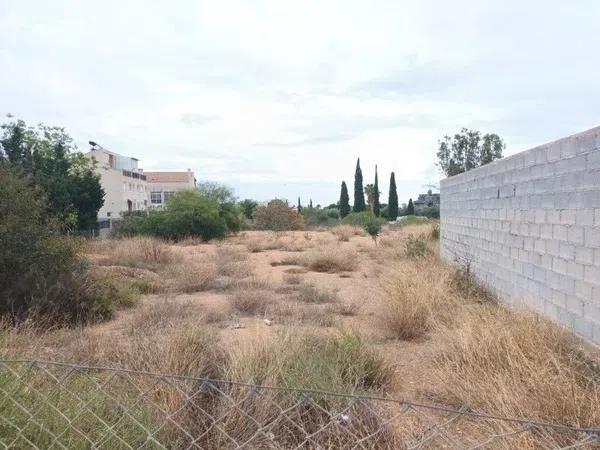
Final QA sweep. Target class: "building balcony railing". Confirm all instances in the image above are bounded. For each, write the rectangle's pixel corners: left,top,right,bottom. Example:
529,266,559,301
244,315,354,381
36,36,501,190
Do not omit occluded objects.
122,170,146,181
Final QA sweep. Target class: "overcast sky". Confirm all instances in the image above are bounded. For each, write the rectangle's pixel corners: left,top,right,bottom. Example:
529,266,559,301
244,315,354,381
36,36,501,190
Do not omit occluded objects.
2,1,599,205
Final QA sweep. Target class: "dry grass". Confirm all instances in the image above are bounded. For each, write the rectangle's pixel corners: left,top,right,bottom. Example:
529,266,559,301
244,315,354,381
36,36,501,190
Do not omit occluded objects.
268,302,338,327
227,289,277,315
331,225,363,241
92,237,179,269
295,283,338,304
164,259,217,293
435,307,600,429
379,258,460,340
213,245,253,278
279,246,359,273
283,273,302,285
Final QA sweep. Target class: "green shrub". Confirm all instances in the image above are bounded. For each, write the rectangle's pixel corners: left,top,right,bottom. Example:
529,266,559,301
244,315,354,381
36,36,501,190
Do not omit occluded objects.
0,168,115,325
364,216,382,241
404,235,431,259
341,211,385,228
253,199,304,231
118,190,228,241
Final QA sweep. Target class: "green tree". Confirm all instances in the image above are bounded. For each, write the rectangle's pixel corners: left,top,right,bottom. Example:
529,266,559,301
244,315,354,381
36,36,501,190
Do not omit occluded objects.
406,198,415,215
373,165,380,216
480,133,505,165
309,199,313,208
297,197,302,212
387,172,398,221
196,182,241,232
353,158,365,212
239,199,258,219
0,119,104,230
339,181,350,218
437,128,505,177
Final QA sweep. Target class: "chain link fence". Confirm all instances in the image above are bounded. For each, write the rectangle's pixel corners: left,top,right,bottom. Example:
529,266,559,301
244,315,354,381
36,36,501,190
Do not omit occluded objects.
0,360,597,449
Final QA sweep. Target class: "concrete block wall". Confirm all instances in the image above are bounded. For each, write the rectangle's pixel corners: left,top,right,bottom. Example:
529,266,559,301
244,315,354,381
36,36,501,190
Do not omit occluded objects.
440,126,600,344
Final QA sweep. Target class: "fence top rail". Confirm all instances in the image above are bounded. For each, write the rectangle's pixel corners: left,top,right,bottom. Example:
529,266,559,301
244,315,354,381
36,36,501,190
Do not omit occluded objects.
1,358,598,436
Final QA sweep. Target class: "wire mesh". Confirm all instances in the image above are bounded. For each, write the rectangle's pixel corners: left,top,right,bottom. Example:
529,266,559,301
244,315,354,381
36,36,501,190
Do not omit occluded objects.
0,360,597,449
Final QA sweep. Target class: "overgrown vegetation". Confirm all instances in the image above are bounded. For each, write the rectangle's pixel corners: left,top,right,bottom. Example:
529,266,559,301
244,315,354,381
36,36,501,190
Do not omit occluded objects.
0,169,115,325
0,119,104,231
253,199,304,231
117,190,230,240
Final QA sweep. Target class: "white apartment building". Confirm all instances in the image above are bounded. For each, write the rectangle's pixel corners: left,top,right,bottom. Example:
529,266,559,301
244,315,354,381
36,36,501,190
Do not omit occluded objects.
86,146,196,220
145,170,196,209
86,147,148,220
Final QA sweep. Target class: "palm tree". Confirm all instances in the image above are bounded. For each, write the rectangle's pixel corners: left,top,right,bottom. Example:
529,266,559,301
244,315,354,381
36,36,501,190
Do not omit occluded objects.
364,184,378,213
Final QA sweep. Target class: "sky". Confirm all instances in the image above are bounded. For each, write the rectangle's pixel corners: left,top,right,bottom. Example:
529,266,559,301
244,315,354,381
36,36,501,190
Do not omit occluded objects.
2,1,600,206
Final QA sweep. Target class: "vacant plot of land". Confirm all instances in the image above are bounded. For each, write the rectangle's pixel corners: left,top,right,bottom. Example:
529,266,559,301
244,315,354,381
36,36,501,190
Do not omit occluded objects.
1,224,598,447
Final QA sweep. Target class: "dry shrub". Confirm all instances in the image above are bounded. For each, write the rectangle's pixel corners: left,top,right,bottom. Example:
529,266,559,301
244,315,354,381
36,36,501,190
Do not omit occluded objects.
253,199,304,231
164,259,217,293
404,234,432,259
214,276,272,292
296,283,338,304
283,274,302,285
269,302,337,327
95,237,178,269
333,298,363,316
279,246,359,273
91,265,163,293
283,267,308,275
331,225,360,242
213,245,253,278
380,258,457,340
127,299,197,333
435,308,600,431
227,289,277,315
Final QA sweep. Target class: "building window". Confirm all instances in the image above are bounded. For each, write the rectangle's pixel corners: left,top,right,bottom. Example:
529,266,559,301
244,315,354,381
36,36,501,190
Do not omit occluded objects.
163,191,175,203
107,212,111,217
150,192,162,204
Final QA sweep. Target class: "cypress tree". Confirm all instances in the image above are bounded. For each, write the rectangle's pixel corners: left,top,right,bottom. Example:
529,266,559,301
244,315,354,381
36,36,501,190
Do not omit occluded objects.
353,158,365,212
373,165,380,216
339,181,350,218
388,172,398,220
309,199,313,208
406,198,415,215
297,197,302,212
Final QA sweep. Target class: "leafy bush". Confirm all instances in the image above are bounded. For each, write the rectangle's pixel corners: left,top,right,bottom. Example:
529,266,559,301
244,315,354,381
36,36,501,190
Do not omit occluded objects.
253,199,304,231
364,215,382,241
300,207,339,227
196,182,243,233
0,119,104,231
117,190,228,241
0,168,114,324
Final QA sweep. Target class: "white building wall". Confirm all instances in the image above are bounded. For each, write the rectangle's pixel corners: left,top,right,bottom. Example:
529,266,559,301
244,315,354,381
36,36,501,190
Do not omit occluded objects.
87,148,148,219
440,126,600,344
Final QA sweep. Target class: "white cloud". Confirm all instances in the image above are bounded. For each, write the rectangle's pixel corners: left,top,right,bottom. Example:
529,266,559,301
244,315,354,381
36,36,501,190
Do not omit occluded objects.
1,0,600,204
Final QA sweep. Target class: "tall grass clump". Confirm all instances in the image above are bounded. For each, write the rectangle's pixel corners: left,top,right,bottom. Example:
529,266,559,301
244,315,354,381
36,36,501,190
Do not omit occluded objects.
380,259,457,340
95,236,177,269
435,308,600,430
211,331,397,447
